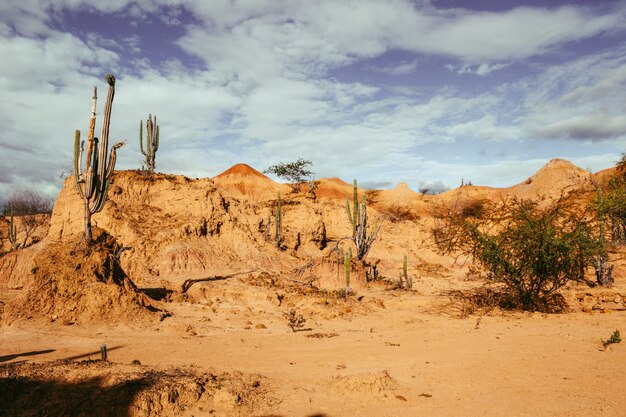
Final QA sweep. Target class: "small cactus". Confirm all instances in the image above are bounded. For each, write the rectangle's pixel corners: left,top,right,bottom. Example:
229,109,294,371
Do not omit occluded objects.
139,114,159,173
7,204,18,251
275,193,283,248
344,248,352,290
399,255,413,289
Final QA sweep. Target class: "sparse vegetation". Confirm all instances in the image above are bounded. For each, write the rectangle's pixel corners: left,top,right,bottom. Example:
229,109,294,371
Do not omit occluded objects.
283,308,306,332
433,198,605,312
73,74,124,243
383,205,419,222
4,189,53,249
139,114,159,173
607,330,621,344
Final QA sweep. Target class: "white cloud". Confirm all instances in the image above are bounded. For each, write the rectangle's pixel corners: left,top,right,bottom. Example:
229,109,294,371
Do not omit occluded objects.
1,0,625,207
373,60,418,75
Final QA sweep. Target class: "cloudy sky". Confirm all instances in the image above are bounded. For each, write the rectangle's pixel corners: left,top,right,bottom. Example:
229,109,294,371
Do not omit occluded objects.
1,0,626,206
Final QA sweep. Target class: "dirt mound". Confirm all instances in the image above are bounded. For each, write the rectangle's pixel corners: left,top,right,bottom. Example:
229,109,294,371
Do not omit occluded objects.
1,228,158,326
507,158,594,200
314,177,359,201
0,242,46,289
295,253,371,290
328,370,398,396
213,163,290,201
0,360,272,417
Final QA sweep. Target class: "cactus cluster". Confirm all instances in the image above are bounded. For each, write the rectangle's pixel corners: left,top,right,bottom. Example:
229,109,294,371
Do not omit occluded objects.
140,114,159,173
345,179,380,260
73,74,124,242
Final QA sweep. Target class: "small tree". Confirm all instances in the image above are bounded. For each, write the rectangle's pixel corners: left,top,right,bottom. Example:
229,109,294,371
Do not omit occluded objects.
264,158,314,191
433,198,604,312
5,189,53,249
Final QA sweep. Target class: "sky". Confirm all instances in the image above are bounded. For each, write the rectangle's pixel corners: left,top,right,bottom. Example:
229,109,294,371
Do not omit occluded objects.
1,0,626,207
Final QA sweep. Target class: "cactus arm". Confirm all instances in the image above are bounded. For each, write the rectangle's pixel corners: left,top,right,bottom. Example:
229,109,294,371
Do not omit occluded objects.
97,74,115,181
91,178,110,214
85,87,97,170
105,141,124,179
154,124,159,152
346,197,354,229
139,119,146,156
146,115,153,158
353,179,361,229
73,131,87,198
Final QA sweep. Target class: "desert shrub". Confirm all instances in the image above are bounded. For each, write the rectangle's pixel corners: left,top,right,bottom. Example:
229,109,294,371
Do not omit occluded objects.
283,308,306,332
383,205,419,222
433,198,604,312
460,199,487,219
596,175,626,244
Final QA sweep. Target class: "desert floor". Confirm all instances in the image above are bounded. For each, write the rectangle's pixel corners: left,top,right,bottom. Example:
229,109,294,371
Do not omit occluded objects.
2,269,625,417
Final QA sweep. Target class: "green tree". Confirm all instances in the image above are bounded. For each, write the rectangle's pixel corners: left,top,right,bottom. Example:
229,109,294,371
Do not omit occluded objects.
264,158,314,190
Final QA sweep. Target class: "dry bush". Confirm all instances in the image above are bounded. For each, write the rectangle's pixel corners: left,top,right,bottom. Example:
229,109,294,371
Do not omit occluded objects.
5,189,53,249
460,199,487,219
443,286,568,318
382,205,419,222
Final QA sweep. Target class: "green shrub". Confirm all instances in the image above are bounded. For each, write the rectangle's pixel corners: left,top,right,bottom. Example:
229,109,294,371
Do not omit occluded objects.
433,198,604,312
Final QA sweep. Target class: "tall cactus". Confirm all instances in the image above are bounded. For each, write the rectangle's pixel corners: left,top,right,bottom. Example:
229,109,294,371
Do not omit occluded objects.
275,192,283,248
344,248,351,290
400,255,413,289
7,203,18,251
140,113,159,173
73,74,124,243
345,179,380,260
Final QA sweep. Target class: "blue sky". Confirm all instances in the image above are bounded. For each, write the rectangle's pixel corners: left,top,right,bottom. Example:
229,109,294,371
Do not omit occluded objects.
1,0,625,205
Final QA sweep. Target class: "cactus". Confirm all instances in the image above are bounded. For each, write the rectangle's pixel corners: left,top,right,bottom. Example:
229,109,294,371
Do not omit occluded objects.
398,256,414,289
140,113,159,173
7,203,18,251
345,179,380,260
73,74,125,243
344,248,352,290
275,193,282,248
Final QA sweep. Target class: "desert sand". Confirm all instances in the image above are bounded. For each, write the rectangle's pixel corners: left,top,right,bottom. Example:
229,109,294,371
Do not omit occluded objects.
1,159,625,417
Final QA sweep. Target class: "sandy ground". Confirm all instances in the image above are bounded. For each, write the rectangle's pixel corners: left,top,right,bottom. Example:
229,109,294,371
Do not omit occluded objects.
2,272,625,417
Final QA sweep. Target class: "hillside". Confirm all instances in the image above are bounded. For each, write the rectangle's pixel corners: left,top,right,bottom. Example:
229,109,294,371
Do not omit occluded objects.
1,158,625,417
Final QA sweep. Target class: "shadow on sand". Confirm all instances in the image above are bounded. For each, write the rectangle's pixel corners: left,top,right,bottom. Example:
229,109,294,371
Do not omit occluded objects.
0,373,155,417
0,349,55,364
